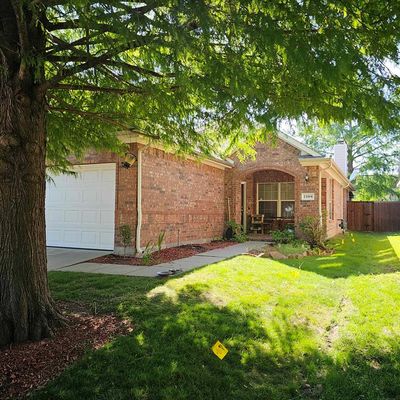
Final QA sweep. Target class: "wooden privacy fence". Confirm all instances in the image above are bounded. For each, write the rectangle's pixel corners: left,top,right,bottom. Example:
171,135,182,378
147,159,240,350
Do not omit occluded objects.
347,201,400,232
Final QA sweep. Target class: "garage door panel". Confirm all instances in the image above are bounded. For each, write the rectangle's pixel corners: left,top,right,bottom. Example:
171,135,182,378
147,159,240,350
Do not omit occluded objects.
101,190,115,205
82,210,99,224
46,163,116,250
83,190,97,202
47,230,63,243
63,230,81,244
83,170,99,184
64,210,80,223
46,209,63,222
100,210,114,224
81,231,98,246
102,169,115,182
100,232,114,248
65,191,81,202
47,190,65,203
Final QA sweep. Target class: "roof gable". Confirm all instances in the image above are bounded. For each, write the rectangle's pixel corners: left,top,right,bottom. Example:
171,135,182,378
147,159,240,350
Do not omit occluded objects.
277,132,322,157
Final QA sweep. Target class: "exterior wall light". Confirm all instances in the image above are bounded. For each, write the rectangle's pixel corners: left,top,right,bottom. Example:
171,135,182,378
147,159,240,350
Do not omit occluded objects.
304,172,309,182
121,152,137,169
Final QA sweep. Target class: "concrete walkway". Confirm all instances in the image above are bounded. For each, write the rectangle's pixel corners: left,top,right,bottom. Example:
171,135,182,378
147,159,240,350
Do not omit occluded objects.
47,247,111,271
56,241,265,277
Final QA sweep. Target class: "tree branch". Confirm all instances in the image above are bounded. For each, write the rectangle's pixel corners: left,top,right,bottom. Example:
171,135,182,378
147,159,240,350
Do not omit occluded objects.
0,32,14,54
46,31,104,55
45,34,161,87
105,61,174,78
49,105,162,143
46,56,173,78
51,82,146,94
44,4,157,31
49,105,133,129
10,0,30,79
353,135,377,155
354,144,390,159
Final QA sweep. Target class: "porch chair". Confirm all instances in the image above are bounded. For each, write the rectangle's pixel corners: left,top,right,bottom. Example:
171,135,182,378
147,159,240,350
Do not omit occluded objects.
249,214,264,235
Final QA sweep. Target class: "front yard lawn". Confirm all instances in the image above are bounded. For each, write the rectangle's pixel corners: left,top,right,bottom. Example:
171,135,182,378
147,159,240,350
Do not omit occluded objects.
34,232,400,400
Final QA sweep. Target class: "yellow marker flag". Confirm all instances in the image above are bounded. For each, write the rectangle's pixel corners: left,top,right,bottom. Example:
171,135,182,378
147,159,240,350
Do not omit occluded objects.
212,341,228,360
341,239,345,245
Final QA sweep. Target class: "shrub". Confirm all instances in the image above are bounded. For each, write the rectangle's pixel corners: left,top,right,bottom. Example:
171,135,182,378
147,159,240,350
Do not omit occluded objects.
156,231,166,252
142,241,155,265
299,214,327,249
234,230,248,243
271,229,296,244
225,220,248,243
119,224,132,257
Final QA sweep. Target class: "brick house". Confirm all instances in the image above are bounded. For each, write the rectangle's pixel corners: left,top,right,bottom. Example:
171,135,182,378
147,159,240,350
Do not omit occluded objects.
45,132,352,254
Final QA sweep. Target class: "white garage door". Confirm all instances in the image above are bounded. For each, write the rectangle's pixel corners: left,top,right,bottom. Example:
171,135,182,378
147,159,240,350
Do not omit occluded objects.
46,163,116,250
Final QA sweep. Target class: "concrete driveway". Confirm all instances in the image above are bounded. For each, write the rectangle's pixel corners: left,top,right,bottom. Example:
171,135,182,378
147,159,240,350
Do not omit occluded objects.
47,247,111,271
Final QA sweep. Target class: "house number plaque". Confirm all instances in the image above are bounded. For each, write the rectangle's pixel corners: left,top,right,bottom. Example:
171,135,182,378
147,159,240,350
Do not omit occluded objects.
301,193,315,201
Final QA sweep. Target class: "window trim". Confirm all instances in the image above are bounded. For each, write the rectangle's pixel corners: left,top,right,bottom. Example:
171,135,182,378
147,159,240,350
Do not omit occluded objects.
257,182,295,218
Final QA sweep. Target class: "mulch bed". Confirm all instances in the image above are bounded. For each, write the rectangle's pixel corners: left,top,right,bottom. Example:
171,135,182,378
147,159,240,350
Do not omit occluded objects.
90,240,236,266
0,301,131,400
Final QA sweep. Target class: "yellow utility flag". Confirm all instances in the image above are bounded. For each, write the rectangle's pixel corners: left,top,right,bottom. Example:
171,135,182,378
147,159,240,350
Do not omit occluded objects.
212,341,228,360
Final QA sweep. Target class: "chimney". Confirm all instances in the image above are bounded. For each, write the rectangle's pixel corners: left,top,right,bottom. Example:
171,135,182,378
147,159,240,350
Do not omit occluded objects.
333,141,348,177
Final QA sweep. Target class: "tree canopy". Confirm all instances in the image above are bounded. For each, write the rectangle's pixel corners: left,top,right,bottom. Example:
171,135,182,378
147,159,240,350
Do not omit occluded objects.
2,0,400,346
355,174,399,201
297,121,400,200
2,1,400,169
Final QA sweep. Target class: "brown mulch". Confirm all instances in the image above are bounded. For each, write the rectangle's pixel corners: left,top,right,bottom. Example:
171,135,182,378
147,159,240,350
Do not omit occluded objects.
0,301,132,400
90,240,237,266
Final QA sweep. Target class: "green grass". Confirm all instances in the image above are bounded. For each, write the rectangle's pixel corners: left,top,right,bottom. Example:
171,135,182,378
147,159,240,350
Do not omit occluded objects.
33,232,400,400
274,241,309,256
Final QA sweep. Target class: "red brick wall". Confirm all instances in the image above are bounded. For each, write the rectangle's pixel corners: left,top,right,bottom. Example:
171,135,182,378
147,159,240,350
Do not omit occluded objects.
139,147,226,248
252,170,295,183
226,139,321,233
69,145,226,252
65,137,350,253
297,165,320,230
321,178,327,211
321,171,346,238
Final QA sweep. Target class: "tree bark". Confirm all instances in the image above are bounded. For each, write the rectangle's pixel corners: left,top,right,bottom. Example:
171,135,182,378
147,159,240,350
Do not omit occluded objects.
347,145,354,178
0,75,62,346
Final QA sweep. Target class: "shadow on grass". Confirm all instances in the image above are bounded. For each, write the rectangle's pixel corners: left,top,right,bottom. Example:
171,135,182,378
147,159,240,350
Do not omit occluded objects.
36,274,400,400
282,233,400,279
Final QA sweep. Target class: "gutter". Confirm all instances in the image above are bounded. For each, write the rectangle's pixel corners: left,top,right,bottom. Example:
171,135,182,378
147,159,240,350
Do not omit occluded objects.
119,131,233,170
299,157,354,190
135,148,142,254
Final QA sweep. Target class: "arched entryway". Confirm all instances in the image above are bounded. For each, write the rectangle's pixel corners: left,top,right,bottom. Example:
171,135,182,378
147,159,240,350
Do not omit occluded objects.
241,169,296,235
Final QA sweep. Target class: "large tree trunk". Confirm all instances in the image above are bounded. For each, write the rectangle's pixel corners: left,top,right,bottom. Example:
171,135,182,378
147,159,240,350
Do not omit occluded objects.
0,75,62,346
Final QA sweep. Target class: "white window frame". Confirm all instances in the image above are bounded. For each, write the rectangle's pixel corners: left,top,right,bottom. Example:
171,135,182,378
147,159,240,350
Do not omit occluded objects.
257,182,295,218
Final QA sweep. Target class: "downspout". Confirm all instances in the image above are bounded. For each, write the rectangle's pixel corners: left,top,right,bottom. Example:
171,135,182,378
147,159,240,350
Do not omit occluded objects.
135,148,142,254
